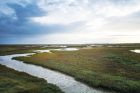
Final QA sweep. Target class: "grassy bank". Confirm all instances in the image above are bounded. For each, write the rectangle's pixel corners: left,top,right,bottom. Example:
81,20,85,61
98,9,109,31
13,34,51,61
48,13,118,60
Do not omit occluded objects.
14,46,140,93
0,64,64,93
0,44,88,56
0,45,37,55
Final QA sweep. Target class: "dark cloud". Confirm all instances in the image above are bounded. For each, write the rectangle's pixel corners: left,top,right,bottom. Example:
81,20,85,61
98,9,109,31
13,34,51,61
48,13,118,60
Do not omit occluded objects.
8,3,44,22
0,1,78,44
0,2,45,35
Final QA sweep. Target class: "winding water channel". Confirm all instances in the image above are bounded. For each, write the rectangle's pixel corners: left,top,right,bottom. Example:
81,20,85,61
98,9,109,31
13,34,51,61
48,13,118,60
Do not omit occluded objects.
0,52,115,93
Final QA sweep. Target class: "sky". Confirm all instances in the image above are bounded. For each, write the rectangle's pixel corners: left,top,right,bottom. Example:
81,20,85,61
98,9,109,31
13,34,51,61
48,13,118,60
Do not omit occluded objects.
0,0,140,44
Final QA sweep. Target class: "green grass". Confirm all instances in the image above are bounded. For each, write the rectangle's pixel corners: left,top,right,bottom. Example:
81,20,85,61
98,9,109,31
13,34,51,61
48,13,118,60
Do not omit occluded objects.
14,46,140,93
0,45,35,55
0,45,61,56
0,64,64,93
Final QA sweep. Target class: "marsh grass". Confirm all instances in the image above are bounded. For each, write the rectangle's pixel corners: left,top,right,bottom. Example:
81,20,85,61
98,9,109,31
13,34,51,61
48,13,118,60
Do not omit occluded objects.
14,46,140,93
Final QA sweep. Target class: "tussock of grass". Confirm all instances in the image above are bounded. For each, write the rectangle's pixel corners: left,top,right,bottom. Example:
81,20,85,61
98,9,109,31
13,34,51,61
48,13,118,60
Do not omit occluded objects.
14,46,140,93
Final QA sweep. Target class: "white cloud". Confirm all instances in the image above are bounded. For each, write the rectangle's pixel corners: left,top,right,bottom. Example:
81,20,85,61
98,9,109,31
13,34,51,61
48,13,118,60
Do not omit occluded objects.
93,0,140,17
32,0,140,24
29,0,140,43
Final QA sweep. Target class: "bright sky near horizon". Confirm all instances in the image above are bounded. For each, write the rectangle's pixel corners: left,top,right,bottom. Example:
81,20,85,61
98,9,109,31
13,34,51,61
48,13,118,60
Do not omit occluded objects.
0,0,140,44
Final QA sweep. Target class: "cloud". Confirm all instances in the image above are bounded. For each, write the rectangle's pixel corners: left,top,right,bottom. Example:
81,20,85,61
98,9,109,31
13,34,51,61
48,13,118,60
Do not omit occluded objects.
0,0,70,38
0,0,140,44
0,0,44,34
32,0,140,25
0,0,82,37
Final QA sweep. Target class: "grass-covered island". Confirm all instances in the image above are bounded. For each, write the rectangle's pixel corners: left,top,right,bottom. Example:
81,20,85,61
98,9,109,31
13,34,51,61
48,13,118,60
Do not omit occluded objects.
14,45,140,93
0,64,64,93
